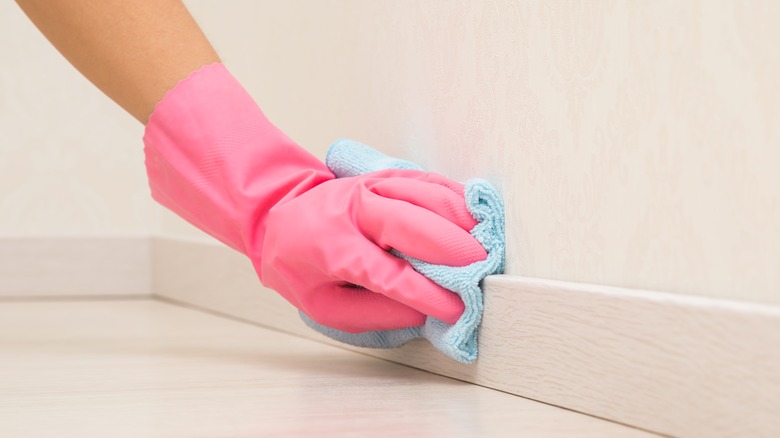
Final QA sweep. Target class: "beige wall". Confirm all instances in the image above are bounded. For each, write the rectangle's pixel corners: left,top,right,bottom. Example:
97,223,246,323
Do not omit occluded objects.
3,1,779,305
0,3,155,236
184,0,780,304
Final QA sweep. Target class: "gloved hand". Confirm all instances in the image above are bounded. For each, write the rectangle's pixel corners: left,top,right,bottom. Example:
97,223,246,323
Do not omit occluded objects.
143,63,487,333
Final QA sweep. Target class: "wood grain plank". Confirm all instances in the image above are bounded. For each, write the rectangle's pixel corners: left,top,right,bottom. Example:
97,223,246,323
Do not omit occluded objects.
0,299,652,437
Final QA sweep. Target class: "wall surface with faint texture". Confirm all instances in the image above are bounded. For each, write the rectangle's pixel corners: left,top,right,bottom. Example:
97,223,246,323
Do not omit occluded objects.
3,1,779,305
0,4,155,236
182,0,780,305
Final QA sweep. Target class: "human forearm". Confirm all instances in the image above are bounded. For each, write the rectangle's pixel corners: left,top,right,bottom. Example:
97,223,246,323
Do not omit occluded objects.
15,0,219,123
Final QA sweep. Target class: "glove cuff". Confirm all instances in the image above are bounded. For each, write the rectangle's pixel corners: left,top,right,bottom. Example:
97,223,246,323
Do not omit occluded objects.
143,63,333,254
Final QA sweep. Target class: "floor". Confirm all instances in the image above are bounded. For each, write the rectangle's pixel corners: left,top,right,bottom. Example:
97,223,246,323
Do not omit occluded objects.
0,299,656,437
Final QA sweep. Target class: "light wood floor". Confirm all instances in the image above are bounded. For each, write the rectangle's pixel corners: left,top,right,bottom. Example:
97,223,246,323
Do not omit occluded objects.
0,299,655,437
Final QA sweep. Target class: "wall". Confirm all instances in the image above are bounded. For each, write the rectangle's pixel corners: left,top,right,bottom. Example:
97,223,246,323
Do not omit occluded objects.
3,1,779,306
179,0,780,305
0,3,154,236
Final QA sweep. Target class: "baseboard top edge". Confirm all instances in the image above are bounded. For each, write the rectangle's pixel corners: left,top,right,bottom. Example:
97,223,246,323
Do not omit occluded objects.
485,275,780,316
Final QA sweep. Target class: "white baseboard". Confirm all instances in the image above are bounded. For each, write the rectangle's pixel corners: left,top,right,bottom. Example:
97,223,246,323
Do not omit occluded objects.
0,237,151,297
151,236,780,438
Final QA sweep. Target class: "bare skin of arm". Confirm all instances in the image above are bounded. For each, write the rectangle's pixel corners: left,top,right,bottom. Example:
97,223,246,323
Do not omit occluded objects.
15,0,220,124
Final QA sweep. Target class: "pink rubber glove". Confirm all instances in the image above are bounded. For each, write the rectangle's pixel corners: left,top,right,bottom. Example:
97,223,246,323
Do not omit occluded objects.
143,63,487,333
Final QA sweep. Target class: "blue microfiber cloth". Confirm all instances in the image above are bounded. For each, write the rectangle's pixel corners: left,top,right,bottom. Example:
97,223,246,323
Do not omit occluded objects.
300,139,505,363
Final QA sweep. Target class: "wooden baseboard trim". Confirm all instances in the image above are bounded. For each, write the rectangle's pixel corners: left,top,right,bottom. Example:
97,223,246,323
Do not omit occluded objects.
0,236,151,297
151,236,780,438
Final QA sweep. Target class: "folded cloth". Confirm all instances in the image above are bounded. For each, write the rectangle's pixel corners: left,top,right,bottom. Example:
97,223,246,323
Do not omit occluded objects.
300,139,505,363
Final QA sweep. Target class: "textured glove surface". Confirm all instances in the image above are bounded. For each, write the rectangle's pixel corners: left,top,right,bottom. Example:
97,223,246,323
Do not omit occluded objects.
261,168,487,333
